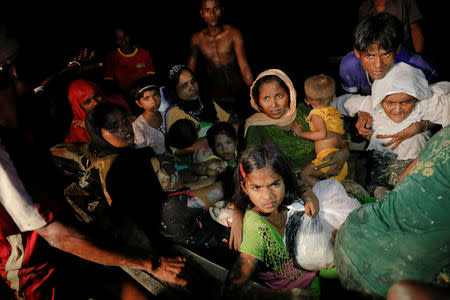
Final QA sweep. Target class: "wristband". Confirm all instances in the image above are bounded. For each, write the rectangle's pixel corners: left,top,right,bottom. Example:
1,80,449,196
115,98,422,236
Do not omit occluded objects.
424,120,429,131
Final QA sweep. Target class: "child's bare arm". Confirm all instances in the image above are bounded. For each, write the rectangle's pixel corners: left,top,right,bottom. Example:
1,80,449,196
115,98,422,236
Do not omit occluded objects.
296,114,327,141
222,253,257,297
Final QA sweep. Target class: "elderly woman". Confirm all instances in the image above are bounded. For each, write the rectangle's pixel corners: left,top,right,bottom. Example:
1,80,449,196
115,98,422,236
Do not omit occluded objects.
342,62,450,196
334,124,450,298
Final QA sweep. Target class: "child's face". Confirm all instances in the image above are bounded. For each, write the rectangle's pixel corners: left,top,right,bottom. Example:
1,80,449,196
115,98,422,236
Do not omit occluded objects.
242,166,285,215
101,109,134,148
136,89,161,113
214,133,236,162
257,80,290,119
381,92,417,123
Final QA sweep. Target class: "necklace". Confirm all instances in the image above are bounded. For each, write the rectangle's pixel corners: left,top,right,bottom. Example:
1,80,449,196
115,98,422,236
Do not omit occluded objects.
263,211,286,229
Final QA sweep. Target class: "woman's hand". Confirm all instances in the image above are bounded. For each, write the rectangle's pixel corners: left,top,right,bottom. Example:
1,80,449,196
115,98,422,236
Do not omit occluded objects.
376,121,428,150
302,187,319,217
356,111,373,136
314,147,348,177
229,208,243,251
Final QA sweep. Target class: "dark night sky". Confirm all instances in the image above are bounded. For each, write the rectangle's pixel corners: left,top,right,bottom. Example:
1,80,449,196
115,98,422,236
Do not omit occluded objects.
2,0,449,89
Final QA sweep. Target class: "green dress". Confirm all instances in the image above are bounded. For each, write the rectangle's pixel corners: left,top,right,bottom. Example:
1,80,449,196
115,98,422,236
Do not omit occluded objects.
334,125,450,297
245,103,315,172
240,210,319,292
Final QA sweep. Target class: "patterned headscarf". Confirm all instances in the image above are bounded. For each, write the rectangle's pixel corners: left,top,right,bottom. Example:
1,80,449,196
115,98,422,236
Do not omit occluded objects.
68,79,100,121
244,69,298,136
64,79,101,143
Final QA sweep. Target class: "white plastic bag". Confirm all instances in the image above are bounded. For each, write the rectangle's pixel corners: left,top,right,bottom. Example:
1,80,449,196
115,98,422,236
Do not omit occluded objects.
294,213,334,270
313,179,361,231
285,179,361,270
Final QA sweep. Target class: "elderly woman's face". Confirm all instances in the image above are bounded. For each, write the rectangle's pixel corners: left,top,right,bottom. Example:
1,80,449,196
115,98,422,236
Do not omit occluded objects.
381,92,417,123
257,79,290,119
176,70,199,101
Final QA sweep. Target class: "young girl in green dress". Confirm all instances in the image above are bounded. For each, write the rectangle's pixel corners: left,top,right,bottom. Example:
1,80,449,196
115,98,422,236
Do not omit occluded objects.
222,143,320,297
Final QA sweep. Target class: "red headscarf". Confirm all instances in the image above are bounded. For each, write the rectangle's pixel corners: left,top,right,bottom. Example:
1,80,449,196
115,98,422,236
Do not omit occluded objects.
64,79,99,143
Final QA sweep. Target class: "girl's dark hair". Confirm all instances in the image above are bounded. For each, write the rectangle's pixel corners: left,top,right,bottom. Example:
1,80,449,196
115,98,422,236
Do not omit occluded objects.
166,119,198,149
251,75,290,108
354,12,404,53
206,122,237,154
129,75,161,101
232,143,299,214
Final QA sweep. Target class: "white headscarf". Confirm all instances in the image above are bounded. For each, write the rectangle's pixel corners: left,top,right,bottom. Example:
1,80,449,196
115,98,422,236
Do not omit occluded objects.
372,62,432,112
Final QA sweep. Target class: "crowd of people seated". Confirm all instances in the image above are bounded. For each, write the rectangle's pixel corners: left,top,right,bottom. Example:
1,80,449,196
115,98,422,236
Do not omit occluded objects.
1,1,449,299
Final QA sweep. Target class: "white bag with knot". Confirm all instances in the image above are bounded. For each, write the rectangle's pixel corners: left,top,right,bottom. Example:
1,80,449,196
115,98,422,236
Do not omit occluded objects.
294,213,335,270
285,179,361,271
313,179,361,231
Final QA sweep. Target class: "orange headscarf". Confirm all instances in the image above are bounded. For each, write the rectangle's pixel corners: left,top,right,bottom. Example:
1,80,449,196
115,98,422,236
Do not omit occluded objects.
64,79,99,143
244,69,298,136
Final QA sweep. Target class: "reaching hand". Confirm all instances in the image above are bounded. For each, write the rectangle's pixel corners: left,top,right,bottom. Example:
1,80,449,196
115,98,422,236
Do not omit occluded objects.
356,111,373,136
376,121,425,150
148,256,187,286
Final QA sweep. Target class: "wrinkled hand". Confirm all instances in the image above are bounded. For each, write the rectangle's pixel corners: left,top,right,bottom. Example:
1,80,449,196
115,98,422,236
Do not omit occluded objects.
149,256,187,286
314,149,346,177
229,208,243,251
302,188,319,217
376,121,424,150
356,111,373,136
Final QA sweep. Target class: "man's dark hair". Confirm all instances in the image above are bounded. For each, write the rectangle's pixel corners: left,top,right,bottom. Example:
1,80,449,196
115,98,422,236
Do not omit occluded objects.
354,12,404,53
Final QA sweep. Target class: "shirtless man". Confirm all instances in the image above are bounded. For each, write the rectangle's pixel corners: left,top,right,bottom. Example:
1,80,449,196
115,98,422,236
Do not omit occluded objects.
188,0,253,118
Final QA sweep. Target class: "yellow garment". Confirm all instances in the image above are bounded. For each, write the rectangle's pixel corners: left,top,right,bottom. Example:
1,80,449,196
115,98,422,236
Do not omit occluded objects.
312,148,348,182
306,106,344,135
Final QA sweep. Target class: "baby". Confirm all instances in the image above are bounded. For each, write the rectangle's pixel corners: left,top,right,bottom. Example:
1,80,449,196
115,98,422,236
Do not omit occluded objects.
192,121,238,177
291,74,348,186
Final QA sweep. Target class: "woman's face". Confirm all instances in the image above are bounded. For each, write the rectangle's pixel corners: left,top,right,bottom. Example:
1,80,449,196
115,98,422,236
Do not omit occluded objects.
136,89,161,113
80,91,103,113
242,165,285,215
214,133,236,162
176,70,199,101
101,109,134,147
381,92,417,123
257,80,290,119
